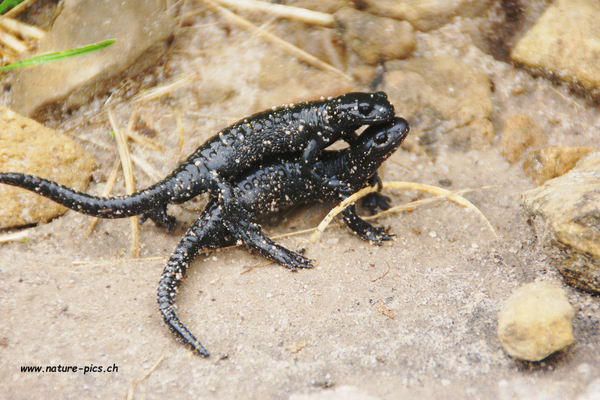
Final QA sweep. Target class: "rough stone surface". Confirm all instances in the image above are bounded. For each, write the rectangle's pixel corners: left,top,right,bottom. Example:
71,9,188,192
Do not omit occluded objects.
360,0,492,31
383,56,493,155
0,106,96,228
498,282,575,361
501,114,545,164
511,0,600,91
523,145,596,186
522,152,600,293
9,0,175,120
334,7,415,65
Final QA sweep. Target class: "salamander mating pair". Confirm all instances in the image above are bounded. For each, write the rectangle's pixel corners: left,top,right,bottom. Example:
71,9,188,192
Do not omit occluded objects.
0,92,409,356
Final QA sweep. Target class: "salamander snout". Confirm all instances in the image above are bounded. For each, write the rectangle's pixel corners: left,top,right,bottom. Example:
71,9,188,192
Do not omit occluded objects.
335,91,396,124
359,116,410,155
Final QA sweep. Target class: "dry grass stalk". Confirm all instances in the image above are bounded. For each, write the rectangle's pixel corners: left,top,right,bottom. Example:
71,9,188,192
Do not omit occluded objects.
0,17,45,40
130,154,164,181
310,182,497,243
126,355,165,400
200,0,351,81
132,72,199,103
109,110,141,258
126,130,163,151
73,183,496,266
0,28,27,52
0,229,31,243
213,0,334,27
87,158,121,236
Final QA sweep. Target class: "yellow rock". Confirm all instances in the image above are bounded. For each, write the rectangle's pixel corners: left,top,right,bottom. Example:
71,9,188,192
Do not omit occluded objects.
522,151,600,293
0,106,96,228
523,145,596,186
511,0,600,90
498,282,575,361
501,114,545,164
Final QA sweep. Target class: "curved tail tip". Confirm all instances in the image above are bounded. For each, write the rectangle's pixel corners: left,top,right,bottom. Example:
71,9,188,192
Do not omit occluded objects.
195,345,210,357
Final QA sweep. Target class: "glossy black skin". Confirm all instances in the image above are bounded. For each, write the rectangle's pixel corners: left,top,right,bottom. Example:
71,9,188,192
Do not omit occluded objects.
0,92,394,231
157,117,409,356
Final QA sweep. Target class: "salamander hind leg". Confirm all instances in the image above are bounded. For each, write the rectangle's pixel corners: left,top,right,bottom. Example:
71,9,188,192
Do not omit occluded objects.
210,176,314,271
226,219,314,271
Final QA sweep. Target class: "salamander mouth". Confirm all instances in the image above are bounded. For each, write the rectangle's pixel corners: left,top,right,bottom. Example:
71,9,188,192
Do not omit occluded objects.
363,105,396,123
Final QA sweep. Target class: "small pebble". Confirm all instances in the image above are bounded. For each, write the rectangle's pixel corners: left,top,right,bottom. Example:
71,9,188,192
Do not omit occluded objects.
498,282,575,361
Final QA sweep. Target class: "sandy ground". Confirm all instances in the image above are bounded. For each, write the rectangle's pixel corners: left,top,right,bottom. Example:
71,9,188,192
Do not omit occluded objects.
1,4,600,400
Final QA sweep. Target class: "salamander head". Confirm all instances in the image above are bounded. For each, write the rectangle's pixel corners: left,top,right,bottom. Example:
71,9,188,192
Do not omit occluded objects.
342,117,410,185
329,92,395,127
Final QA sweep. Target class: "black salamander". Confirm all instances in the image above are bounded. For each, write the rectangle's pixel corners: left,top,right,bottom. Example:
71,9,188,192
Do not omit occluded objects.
0,93,394,231
157,117,409,356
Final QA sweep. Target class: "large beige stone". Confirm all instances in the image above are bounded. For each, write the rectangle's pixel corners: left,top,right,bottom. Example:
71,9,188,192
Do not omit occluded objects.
9,0,175,120
511,0,600,91
383,56,493,154
0,106,96,228
498,282,575,361
334,8,415,65
522,151,600,293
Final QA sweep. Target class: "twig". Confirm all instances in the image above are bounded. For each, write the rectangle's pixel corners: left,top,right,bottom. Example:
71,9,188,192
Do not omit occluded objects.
0,229,31,243
87,158,121,236
213,0,334,27
310,182,497,243
130,154,164,182
362,186,497,220
200,0,351,81
371,263,391,283
132,72,199,103
109,111,141,258
0,17,45,40
0,28,27,52
126,354,165,400
240,260,274,274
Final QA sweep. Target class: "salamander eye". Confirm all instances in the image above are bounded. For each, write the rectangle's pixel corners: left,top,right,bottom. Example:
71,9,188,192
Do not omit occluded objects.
358,102,374,116
374,131,388,145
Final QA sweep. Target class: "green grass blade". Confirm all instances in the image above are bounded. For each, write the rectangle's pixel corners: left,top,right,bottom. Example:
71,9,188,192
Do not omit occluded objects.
0,0,24,15
0,39,116,71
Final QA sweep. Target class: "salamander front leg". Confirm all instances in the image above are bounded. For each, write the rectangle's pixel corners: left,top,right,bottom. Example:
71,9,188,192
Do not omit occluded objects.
342,204,394,245
362,174,392,215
